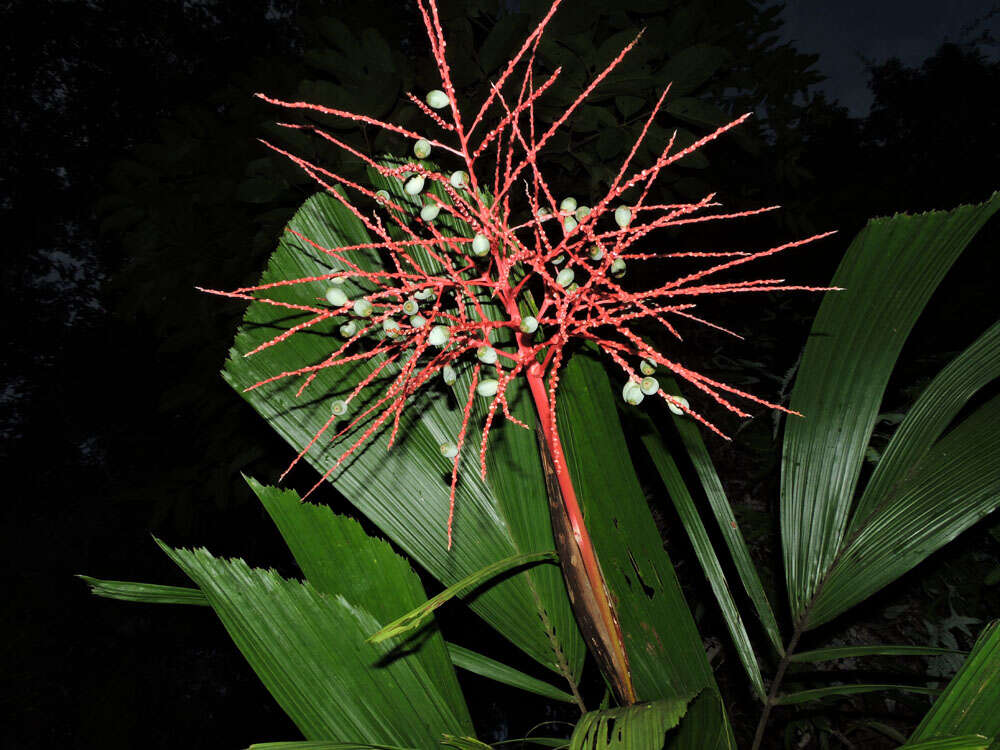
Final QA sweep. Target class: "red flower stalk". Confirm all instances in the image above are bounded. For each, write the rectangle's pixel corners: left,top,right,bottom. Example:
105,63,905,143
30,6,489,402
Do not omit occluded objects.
204,0,832,555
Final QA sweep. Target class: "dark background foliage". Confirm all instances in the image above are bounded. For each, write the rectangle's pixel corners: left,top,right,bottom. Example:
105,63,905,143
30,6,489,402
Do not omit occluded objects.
2,1,999,748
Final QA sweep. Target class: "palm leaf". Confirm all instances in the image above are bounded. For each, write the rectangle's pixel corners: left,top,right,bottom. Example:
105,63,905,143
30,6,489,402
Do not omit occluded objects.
556,353,726,713
77,576,208,605
780,194,1000,625
568,698,689,750
790,645,967,663
852,319,1000,527
811,393,1000,626
369,551,557,643
774,684,941,706
906,621,1000,745
658,378,783,656
440,737,494,750
222,187,583,684
667,691,734,750
159,542,474,745
78,573,578,704
445,643,578,704
900,737,993,750
249,477,470,716
637,412,765,701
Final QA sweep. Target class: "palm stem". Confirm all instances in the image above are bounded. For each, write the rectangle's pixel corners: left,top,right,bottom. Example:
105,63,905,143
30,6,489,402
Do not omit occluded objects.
751,625,804,750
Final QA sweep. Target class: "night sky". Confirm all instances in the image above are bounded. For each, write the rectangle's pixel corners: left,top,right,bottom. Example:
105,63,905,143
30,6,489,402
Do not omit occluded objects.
782,0,999,113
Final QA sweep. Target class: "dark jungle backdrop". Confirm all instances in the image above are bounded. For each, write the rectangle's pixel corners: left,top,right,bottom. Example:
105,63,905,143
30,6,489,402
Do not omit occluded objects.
2,0,999,748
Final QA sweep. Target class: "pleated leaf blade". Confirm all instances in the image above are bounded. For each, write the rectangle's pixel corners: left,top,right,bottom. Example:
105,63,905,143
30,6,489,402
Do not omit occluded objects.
160,543,474,745
568,698,689,750
780,194,1000,623
445,643,577,704
907,621,1000,746
812,394,1000,627
249,477,470,721
638,413,765,701
658,378,783,656
78,576,208,606
901,737,992,750
556,353,729,739
222,189,583,682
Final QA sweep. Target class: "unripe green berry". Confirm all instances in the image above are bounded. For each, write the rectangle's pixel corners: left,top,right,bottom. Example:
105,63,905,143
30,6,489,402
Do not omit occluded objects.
325,287,349,307
622,381,644,406
331,276,346,285
552,253,565,265
556,268,575,288
589,244,604,261
332,399,349,416
442,364,457,385
559,196,577,212
477,346,497,365
383,318,400,337
449,170,468,188
404,175,425,195
477,378,499,398
353,298,374,317
440,441,459,458
519,316,538,334
402,298,419,316
428,325,450,347
610,258,626,278
575,205,591,221
471,233,491,256
640,376,659,395
410,314,426,328
413,138,431,159
667,395,690,416
414,288,435,301
420,203,440,222
426,89,449,109
537,207,551,217
563,216,578,232
567,282,580,293
640,358,657,376
374,189,390,205
614,205,632,227
339,321,358,337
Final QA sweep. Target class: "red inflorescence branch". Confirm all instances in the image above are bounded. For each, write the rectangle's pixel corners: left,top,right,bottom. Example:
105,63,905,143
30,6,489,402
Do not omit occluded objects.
205,0,834,547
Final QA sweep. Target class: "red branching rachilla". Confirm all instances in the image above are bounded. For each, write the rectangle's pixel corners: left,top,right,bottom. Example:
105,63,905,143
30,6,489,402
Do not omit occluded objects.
202,0,833,558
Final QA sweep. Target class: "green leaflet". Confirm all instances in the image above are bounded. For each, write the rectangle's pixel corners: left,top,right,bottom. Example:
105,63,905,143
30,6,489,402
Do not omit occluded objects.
568,698,689,750
790,645,967,663
369,551,558,644
77,576,208,606
774,684,941,706
812,393,1000,626
779,193,1000,627
249,477,470,719
446,643,577,704
160,542,474,745
637,412,765,701
441,737,495,750
851,320,1000,529
900,736,992,750
659,377,783,656
907,621,1000,745
667,692,734,750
